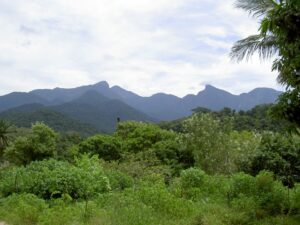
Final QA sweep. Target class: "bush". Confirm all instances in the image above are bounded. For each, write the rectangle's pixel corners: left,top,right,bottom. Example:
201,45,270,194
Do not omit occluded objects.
182,114,235,174
247,132,300,187
290,184,300,214
0,156,110,199
106,170,134,190
4,122,58,165
229,172,257,198
228,171,288,217
78,135,123,161
180,168,206,189
255,171,287,215
38,199,87,225
0,193,47,225
136,185,195,218
116,121,177,153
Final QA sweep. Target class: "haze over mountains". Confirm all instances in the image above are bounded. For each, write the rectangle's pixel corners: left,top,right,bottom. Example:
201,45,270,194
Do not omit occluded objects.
0,81,282,133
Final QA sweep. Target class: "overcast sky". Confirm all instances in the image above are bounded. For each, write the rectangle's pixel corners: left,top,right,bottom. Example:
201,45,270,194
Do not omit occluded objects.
0,0,282,97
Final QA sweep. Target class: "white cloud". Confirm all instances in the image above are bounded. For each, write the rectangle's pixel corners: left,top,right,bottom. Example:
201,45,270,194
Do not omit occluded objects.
0,0,281,97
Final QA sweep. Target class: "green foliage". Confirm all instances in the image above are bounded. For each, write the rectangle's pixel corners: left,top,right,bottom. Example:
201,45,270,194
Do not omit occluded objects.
0,156,110,199
229,172,257,198
228,171,288,217
229,130,261,171
234,104,290,132
246,132,300,187
0,193,47,225
95,184,196,225
4,122,58,165
179,113,263,175
271,88,300,128
78,135,122,161
290,184,300,215
116,121,193,171
38,200,84,225
0,116,299,225
0,104,99,136
231,0,300,127
159,118,185,133
103,152,173,183
136,184,195,219
56,132,83,161
180,168,206,189
105,170,134,191
191,104,289,132
182,113,235,174
0,120,14,158
116,121,175,152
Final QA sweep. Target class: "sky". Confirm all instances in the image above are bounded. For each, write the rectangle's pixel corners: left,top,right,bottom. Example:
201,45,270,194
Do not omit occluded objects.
0,0,283,97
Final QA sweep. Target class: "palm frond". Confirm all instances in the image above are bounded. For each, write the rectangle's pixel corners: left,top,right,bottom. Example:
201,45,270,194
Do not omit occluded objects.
235,0,278,17
230,34,278,62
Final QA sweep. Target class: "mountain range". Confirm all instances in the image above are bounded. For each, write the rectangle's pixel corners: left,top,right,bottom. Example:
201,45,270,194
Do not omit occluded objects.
0,81,282,134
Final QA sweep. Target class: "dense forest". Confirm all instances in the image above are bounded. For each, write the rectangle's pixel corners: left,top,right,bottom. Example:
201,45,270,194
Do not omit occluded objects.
0,103,299,224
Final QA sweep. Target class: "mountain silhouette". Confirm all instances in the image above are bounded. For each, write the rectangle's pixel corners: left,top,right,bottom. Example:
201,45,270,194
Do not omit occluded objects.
0,81,282,132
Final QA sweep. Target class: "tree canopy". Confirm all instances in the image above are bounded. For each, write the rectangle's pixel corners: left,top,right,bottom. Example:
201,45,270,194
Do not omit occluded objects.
231,0,300,127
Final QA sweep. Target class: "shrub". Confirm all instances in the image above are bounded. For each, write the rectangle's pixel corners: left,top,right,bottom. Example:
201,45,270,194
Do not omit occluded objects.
228,171,288,217
105,170,134,190
247,132,300,187
135,185,195,219
0,193,47,225
116,121,177,153
78,135,122,161
0,156,110,199
229,172,257,198
290,184,300,214
4,122,58,165
182,114,235,174
180,168,206,189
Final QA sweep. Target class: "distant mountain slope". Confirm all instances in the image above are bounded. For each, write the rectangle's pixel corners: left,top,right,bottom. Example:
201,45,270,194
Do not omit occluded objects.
183,85,281,112
0,81,282,122
183,85,238,111
112,85,187,120
51,91,157,133
0,92,47,112
111,84,282,120
0,103,99,136
31,81,120,104
237,88,280,110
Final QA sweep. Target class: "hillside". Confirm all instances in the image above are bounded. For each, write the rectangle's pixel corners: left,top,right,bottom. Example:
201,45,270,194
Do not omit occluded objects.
51,91,157,133
0,92,47,112
0,104,99,136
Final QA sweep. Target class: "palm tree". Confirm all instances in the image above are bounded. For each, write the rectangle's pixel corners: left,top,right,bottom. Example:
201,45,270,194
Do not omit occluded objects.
230,0,280,62
230,0,300,127
230,0,300,85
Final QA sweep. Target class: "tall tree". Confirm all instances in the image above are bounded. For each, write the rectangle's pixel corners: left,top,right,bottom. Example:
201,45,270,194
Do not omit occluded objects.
0,120,14,156
230,0,300,127
4,122,58,165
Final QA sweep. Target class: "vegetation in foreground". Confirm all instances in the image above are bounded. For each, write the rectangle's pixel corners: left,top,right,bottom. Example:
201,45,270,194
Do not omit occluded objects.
0,105,299,224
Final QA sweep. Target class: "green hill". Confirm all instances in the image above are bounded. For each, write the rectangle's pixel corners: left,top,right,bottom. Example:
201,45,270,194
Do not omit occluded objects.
0,104,99,136
52,91,157,133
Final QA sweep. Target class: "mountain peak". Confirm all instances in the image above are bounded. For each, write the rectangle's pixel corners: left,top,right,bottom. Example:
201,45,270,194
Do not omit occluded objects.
204,84,216,89
93,81,109,89
197,84,229,95
204,84,224,92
